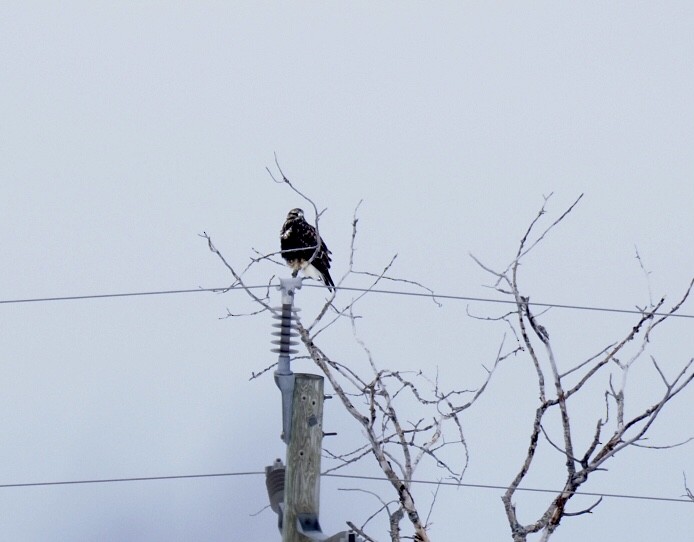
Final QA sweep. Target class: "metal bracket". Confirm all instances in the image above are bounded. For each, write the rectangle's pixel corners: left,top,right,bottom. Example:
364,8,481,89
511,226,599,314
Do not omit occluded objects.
296,514,327,541
278,276,303,305
297,515,363,542
274,370,295,443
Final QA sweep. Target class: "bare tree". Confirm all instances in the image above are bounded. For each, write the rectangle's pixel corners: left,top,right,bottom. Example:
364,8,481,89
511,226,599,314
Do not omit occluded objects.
204,163,510,541
471,195,694,541
205,168,693,540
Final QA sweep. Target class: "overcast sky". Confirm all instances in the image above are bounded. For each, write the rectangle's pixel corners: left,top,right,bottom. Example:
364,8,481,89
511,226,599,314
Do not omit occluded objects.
1,2,693,541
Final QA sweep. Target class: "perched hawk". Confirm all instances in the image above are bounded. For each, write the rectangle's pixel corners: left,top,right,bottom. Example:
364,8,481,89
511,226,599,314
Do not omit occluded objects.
280,208,335,291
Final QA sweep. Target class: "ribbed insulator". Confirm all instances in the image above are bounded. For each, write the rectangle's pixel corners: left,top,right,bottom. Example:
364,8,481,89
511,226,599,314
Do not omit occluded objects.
265,461,285,514
270,304,300,354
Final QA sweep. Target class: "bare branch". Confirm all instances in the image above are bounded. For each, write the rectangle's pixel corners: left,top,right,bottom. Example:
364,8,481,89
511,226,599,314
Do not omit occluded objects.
424,481,443,530
539,424,581,465
683,473,694,502
516,193,584,263
634,246,655,308
560,343,616,379
308,254,398,337
632,437,694,450
249,362,277,381
346,522,379,542
339,487,397,532
351,269,442,307
200,231,275,314
562,496,603,517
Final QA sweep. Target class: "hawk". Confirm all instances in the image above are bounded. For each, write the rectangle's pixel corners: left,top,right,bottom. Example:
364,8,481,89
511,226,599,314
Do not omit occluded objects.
280,208,335,291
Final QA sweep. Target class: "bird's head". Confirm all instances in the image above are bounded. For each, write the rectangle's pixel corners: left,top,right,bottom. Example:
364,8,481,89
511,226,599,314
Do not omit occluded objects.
286,208,304,220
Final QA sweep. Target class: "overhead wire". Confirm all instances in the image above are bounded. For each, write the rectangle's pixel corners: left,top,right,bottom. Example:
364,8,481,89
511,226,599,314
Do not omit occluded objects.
0,471,260,489
1,284,693,319
1,284,692,506
0,470,691,504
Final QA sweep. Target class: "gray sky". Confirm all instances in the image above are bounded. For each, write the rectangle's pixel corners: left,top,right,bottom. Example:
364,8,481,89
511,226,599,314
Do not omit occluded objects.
1,2,693,541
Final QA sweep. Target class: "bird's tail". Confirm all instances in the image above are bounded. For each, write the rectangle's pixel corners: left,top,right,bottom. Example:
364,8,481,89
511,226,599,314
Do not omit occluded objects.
323,270,335,292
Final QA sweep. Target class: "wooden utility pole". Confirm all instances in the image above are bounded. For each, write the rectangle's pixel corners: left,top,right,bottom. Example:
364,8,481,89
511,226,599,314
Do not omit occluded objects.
282,373,324,542
268,279,359,541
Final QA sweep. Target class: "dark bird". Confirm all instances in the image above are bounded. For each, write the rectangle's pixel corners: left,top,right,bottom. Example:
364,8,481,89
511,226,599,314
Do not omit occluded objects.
280,208,335,291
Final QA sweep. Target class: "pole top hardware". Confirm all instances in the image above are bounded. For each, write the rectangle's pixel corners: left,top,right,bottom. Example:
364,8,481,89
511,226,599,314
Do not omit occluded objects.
277,276,303,305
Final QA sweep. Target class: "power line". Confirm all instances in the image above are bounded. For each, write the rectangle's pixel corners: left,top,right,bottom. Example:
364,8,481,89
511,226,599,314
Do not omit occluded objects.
0,471,261,489
0,287,225,304
1,470,691,504
1,283,693,319
323,473,693,504
321,285,694,319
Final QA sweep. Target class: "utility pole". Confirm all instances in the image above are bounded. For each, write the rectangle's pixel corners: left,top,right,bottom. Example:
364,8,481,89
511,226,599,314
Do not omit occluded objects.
282,373,324,542
265,278,361,542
